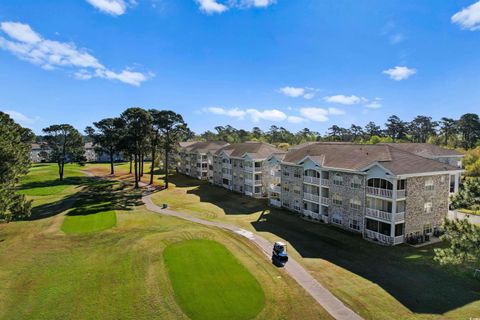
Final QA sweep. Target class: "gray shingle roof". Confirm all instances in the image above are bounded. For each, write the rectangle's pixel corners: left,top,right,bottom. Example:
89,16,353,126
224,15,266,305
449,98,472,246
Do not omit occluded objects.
215,142,281,160
381,143,463,158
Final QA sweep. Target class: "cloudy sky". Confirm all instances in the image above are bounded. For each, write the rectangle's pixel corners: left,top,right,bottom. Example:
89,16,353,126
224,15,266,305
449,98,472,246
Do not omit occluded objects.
1,0,480,134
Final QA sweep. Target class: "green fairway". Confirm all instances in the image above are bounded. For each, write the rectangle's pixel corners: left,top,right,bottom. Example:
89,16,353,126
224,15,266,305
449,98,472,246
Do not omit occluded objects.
61,201,116,234
164,239,265,320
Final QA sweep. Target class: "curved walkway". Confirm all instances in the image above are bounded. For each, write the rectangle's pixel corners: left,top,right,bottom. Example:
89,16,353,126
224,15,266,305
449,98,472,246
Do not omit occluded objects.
448,210,480,224
143,193,362,320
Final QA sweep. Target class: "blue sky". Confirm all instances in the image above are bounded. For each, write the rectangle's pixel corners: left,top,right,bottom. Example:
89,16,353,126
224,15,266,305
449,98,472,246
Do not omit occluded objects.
1,0,480,135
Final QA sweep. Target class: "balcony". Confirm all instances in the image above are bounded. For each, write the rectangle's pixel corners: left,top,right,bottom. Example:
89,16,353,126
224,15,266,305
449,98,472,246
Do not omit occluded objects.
365,230,393,245
245,178,262,186
303,192,320,203
245,166,262,173
270,198,281,207
304,176,320,185
269,184,281,193
394,235,404,245
321,179,330,187
367,187,393,198
222,163,232,169
222,173,232,180
303,209,321,220
397,189,406,198
321,197,330,206
366,208,405,223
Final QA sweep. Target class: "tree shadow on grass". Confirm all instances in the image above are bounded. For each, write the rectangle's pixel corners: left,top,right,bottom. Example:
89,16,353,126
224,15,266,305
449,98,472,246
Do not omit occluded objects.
154,174,480,315
18,176,92,191
251,210,480,316
28,178,143,220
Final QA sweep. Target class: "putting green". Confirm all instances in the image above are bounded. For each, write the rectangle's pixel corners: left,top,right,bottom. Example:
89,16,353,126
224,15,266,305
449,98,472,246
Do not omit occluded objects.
164,239,265,320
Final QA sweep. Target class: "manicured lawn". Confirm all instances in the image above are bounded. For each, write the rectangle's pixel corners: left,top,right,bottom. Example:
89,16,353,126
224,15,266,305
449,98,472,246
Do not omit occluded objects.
61,201,116,233
150,173,480,320
164,239,265,320
0,163,330,320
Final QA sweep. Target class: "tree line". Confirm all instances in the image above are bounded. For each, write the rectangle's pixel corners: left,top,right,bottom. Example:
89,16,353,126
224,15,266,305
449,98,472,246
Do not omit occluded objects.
195,113,480,150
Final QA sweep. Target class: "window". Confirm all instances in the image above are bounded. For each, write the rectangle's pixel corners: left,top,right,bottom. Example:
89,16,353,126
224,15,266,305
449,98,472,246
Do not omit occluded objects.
332,195,343,206
425,178,434,191
350,198,362,211
397,179,406,190
293,185,301,194
424,202,432,213
333,174,344,186
283,184,289,192
423,223,432,235
450,174,455,193
332,213,342,225
283,201,290,208
349,219,360,231
293,200,301,212
294,169,301,178
283,171,290,177
395,223,404,236
350,176,362,189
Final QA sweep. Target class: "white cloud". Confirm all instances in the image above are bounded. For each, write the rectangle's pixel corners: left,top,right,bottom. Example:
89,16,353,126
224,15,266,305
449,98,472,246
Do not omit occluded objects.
299,108,329,122
207,107,246,119
4,110,40,126
452,1,480,30
327,107,345,115
365,98,383,109
287,116,306,124
389,33,405,44
0,21,150,86
196,0,228,14
85,0,137,16
383,66,416,81
246,108,287,122
195,0,275,13
279,86,316,99
324,94,367,105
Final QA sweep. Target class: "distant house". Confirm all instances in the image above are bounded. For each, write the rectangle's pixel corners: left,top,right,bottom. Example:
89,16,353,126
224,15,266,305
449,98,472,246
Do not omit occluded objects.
30,142,125,163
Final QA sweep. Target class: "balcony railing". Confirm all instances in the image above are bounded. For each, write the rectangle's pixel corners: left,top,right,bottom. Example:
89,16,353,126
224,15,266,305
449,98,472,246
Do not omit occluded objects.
222,173,232,180
303,209,321,219
397,189,406,198
321,179,330,187
245,166,262,173
321,197,330,206
394,235,404,245
366,187,393,198
366,208,405,222
222,162,232,169
303,192,320,203
365,230,393,245
366,208,392,221
270,199,281,207
269,185,281,193
304,176,320,185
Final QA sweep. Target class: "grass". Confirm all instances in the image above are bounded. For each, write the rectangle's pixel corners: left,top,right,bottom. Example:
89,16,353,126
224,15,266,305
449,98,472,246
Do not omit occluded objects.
143,172,480,320
458,208,480,216
61,201,116,233
0,163,330,320
164,239,265,320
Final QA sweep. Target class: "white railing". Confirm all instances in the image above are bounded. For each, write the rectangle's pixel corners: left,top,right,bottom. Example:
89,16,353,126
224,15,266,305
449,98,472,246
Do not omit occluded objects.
366,187,393,198
395,211,405,222
397,189,406,198
274,171,281,178
222,173,232,180
245,166,262,173
321,197,330,205
245,191,253,196
365,230,393,245
270,199,281,207
269,185,281,193
245,178,253,185
394,235,404,245
304,176,320,185
303,209,321,220
303,192,320,203
321,179,330,187
366,207,392,221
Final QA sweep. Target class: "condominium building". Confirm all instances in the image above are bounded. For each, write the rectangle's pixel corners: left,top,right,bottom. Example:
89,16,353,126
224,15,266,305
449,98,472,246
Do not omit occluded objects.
177,141,229,180
266,142,463,246
210,142,282,198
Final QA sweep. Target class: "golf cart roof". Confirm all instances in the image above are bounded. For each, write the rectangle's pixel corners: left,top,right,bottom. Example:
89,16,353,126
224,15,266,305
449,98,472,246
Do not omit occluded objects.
274,241,286,247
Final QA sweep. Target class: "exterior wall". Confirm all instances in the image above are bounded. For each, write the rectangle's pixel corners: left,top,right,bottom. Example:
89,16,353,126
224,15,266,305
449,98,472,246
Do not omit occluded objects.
404,174,449,236
280,164,303,212
232,159,244,193
329,171,366,233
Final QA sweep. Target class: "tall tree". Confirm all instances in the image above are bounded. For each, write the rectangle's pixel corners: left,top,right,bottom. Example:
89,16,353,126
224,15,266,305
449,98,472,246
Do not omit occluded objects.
409,115,438,143
120,108,152,189
439,117,458,146
385,115,408,141
364,121,382,138
434,218,480,270
85,117,123,175
350,124,364,141
148,109,163,185
43,124,85,181
0,112,34,221
157,110,188,189
457,113,480,149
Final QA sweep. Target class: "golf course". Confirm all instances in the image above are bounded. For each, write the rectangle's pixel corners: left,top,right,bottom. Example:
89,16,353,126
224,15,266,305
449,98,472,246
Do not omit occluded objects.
0,163,330,320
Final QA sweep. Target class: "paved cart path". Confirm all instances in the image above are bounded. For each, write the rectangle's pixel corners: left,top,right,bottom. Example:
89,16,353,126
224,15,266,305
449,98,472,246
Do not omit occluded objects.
143,192,363,320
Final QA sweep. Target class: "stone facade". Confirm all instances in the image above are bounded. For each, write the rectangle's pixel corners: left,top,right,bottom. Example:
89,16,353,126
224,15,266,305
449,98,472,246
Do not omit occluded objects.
404,174,450,236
